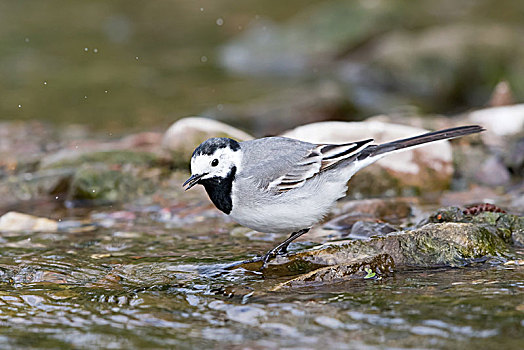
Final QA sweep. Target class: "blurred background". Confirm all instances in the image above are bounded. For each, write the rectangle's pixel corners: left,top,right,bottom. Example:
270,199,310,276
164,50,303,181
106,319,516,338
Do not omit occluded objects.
1,2,523,349
2,0,523,135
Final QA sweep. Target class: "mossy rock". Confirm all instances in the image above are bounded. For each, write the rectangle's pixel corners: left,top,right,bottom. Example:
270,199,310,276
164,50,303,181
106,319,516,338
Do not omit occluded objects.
387,222,508,267
234,221,511,276
427,207,524,244
42,150,160,170
69,164,156,203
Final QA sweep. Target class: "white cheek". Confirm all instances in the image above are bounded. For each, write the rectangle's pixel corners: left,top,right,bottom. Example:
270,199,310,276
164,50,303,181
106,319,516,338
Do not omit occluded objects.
191,156,211,174
191,148,242,177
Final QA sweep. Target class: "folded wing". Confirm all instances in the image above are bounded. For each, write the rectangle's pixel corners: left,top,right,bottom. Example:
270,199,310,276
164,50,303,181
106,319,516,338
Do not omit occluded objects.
267,139,373,192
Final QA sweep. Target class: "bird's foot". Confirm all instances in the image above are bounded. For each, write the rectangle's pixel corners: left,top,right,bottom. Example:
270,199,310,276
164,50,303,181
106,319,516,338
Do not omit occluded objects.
258,228,311,271
259,246,288,270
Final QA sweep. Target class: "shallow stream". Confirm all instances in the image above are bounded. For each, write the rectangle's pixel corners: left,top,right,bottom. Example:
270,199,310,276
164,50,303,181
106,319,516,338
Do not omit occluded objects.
1,198,522,349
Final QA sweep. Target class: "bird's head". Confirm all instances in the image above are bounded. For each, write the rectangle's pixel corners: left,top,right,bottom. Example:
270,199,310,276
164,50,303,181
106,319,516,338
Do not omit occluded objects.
183,137,242,190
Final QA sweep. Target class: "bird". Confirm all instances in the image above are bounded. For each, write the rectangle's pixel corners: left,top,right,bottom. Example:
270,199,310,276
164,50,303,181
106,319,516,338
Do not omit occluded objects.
183,125,484,266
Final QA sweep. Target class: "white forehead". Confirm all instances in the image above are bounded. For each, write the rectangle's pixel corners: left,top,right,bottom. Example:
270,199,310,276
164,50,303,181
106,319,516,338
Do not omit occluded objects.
190,147,242,174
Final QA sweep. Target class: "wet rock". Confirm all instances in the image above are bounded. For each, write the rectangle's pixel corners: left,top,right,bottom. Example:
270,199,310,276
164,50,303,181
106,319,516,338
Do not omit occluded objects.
162,117,253,167
511,230,524,247
427,207,524,245
348,221,399,240
235,209,519,276
0,211,58,232
270,254,394,290
282,121,455,194
41,149,161,170
379,222,508,267
0,168,76,206
40,132,163,170
0,265,71,284
68,164,156,204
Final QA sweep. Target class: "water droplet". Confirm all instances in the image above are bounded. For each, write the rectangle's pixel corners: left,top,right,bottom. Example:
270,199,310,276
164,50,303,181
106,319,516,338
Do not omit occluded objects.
200,56,208,63
216,18,224,26
84,47,89,52
93,48,98,53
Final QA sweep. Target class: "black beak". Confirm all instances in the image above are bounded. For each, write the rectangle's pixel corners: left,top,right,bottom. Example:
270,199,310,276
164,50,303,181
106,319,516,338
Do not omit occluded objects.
183,173,207,191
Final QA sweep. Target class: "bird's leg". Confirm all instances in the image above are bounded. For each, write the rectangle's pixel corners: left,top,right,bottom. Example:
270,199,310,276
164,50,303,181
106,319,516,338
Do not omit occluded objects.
261,228,311,267
278,228,311,254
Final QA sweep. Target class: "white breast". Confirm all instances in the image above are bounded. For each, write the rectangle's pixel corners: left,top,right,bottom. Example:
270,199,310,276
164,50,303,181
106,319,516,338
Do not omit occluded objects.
229,171,351,233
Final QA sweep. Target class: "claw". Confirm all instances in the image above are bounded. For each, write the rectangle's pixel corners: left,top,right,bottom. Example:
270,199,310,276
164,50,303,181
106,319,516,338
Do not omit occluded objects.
258,228,311,271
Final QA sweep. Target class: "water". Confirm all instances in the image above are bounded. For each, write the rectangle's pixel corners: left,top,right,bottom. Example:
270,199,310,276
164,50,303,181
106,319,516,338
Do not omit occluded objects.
1,1,523,348
1,201,522,349
0,0,322,132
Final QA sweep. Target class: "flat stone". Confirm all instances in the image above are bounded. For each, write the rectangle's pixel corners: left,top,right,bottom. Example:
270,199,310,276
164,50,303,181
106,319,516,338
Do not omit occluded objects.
0,211,58,233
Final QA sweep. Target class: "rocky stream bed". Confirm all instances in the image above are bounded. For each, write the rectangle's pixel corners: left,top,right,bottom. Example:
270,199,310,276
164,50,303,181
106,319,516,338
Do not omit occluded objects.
0,109,523,349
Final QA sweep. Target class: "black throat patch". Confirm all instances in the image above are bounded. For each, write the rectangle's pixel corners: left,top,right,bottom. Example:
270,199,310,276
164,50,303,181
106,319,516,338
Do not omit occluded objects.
199,166,236,215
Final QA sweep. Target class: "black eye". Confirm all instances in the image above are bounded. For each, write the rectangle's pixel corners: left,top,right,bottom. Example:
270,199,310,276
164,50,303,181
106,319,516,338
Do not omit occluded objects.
211,159,219,167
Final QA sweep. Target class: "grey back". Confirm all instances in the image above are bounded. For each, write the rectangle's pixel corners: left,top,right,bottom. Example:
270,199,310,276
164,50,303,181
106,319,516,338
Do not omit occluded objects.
238,137,315,188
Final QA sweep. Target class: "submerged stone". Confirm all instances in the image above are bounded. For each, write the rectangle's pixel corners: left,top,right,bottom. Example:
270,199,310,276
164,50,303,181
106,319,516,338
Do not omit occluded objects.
270,254,394,290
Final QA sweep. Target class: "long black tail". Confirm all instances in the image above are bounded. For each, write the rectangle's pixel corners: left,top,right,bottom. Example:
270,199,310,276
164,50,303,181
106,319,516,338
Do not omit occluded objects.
359,125,484,159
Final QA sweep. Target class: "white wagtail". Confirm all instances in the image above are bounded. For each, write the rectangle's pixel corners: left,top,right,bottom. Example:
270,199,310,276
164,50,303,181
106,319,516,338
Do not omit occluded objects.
183,125,483,265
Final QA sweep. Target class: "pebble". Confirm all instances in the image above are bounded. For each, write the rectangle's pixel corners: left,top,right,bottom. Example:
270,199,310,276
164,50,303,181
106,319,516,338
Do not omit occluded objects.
0,212,58,233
